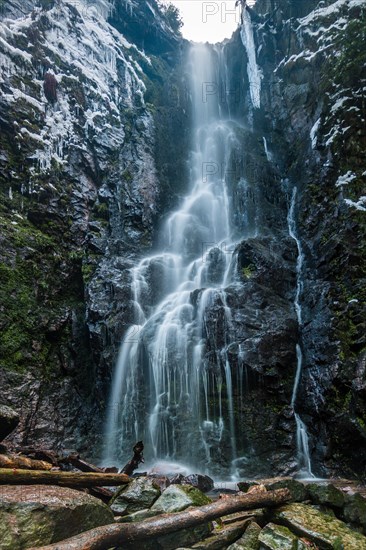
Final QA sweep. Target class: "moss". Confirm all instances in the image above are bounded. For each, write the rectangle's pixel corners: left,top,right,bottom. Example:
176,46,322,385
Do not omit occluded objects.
178,485,212,506
241,264,256,279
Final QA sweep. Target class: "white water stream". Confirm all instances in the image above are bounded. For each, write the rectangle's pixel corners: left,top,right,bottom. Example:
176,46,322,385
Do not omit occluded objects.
104,44,241,474
288,188,314,478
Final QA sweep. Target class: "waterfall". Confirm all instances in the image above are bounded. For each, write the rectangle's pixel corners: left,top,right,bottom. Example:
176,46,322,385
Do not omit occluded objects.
103,44,240,476
287,188,314,478
240,7,262,109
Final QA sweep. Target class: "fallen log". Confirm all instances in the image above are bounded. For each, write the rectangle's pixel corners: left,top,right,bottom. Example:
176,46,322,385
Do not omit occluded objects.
61,455,104,473
10,448,60,467
30,488,291,550
0,468,130,487
0,454,53,471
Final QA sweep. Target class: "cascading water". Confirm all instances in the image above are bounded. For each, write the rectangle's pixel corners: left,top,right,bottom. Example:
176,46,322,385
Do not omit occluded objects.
104,44,242,476
287,187,314,478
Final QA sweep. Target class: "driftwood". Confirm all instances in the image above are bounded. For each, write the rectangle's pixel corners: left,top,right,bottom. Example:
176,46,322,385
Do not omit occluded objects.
11,448,60,467
0,454,53,471
121,440,144,476
61,455,104,473
0,468,129,487
30,488,291,550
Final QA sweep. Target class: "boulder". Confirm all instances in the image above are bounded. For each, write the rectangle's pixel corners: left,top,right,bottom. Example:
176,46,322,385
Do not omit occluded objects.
0,405,19,441
150,524,213,550
0,484,114,549
275,503,366,549
117,508,163,523
238,478,307,502
188,519,250,549
182,474,214,493
227,520,261,549
258,523,298,549
148,475,171,491
307,483,345,508
343,493,366,532
151,484,211,513
110,477,161,515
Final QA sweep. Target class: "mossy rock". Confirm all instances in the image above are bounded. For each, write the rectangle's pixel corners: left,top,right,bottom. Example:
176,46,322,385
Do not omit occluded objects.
110,477,161,515
307,483,345,508
275,502,366,549
258,522,298,549
237,478,307,502
227,520,261,549
343,493,366,532
0,485,114,549
151,484,211,514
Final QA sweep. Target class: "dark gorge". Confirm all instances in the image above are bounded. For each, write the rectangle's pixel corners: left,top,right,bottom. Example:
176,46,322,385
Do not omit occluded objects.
0,0,366,486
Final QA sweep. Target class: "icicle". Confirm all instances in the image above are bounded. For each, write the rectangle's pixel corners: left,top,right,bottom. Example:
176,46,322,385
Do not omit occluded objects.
240,7,262,109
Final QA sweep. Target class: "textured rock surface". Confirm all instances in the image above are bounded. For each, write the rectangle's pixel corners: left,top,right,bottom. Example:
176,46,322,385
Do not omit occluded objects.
307,483,345,509
343,492,366,533
258,522,298,550
227,520,261,549
238,478,307,503
151,484,211,514
0,404,19,440
0,0,185,457
0,0,365,479
0,484,114,549
110,477,161,515
275,503,366,549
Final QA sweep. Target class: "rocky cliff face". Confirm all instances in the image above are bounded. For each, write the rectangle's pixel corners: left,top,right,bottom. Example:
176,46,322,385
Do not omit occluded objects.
248,0,366,477
0,0,365,480
0,0,186,452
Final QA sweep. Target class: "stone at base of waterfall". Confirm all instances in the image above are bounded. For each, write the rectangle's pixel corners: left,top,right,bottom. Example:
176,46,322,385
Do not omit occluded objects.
307,482,345,508
344,493,366,532
0,485,114,549
258,523,299,549
275,503,366,549
151,484,212,513
237,478,307,502
188,519,250,549
227,521,262,549
110,477,161,515
147,524,213,550
182,474,214,493
0,404,19,440
117,508,163,523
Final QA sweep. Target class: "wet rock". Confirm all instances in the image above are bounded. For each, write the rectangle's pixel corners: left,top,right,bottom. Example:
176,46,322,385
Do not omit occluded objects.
148,475,171,492
0,405,19,441
343,493,366,533
258,522,299,549
0,485,114,549
227,520,261,549
117,508,163,523
189,519,250,549
182,474,214,493
151,484,211,514
275,503,366,549
238,478,307,502
110,477,161,515
149,524,213,550
307,483,345,508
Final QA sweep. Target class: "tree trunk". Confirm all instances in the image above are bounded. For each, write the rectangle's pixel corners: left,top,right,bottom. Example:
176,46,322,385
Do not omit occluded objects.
0,454,53,471
0,468,129,487
120,441,144,476
30,488,291,550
